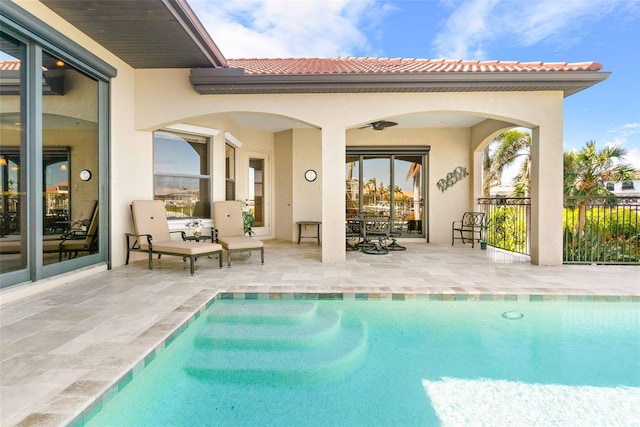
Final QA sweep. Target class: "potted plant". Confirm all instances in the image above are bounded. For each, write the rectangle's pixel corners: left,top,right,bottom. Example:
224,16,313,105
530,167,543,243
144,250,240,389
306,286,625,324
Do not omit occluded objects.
479,218,490,250
240,200,255,236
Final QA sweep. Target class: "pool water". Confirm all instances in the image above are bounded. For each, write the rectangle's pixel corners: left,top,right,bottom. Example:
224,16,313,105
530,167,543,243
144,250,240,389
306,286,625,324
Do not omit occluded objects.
85,299,640,426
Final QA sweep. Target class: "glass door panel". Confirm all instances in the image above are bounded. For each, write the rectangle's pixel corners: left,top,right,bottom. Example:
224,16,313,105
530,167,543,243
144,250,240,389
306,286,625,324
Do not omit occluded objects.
345,149,427,238
345,155,360,216
362,156,390,216
0,33,27,275
249,157,264,227
42,50,99,265
394,155,423,236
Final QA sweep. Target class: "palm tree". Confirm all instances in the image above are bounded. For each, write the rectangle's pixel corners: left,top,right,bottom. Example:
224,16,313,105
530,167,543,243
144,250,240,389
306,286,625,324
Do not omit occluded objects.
405,162,422,218
483,129,531,196
564,140,636,233
364,178,377,206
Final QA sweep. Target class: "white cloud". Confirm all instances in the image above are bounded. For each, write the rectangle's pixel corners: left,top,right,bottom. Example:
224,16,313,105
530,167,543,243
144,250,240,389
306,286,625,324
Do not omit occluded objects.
608,123,640,139
602,123,640,169
623,148,640,170
187,0,385,58
432,0,632,59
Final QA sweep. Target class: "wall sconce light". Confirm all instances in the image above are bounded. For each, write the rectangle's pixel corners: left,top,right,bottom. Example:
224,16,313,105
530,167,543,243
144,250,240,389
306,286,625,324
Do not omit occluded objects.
0,157,7,166
60,164,67,171
55,60,65,67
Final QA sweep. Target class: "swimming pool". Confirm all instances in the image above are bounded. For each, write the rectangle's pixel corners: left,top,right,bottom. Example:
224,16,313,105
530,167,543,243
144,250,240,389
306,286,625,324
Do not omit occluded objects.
84,299,640,426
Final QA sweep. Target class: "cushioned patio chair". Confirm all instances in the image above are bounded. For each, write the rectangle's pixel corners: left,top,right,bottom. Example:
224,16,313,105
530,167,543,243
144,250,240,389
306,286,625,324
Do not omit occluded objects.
451,211,485,248
126,200,223,275
54,201,100,261
0,200,99,261
212,201,264,267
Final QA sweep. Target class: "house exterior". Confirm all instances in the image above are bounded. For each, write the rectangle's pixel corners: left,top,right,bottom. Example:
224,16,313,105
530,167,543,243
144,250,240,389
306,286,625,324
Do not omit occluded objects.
0,0,609,289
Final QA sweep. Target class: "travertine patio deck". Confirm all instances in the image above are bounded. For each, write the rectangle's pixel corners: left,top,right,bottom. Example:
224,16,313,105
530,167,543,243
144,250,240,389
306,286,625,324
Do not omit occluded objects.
1,240,638,426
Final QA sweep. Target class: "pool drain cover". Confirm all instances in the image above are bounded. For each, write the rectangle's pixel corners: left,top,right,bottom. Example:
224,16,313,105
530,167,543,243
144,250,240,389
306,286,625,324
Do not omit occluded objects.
502,311,524,320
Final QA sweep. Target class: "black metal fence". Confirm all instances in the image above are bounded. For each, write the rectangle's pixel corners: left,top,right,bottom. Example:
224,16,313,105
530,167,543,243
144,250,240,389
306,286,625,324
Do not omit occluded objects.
478,196,640,264
478,197,530,256
562,196,639,264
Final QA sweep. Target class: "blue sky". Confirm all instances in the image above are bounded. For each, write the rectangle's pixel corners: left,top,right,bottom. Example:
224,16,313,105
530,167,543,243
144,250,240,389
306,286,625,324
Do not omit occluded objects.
188,0,640,168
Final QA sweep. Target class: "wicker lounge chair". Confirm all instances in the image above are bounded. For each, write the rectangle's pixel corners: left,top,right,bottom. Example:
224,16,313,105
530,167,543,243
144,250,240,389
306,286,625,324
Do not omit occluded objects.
126,200,223,275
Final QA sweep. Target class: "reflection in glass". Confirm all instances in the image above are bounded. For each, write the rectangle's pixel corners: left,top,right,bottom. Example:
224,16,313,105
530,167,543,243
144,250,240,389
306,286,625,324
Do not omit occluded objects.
0,32,27,274
225,143,235,200
362,156,390,216
153,131,210,218
249,158,264,227
345,155,360,215
154,176,210,218
396,156,423,234
344,152,425,237
42,50,99,265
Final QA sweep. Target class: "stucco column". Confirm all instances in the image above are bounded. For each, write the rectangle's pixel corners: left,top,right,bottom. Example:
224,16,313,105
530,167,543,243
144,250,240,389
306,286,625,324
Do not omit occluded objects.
321,125,346,263
212,132,226,202
530,125,563,265
473,150,484,206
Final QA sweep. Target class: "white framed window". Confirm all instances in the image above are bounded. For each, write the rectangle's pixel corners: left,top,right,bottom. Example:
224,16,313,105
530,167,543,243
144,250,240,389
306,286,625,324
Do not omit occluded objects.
153,130,210,218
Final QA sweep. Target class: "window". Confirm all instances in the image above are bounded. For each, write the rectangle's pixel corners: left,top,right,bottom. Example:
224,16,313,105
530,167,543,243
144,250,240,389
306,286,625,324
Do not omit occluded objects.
605,182,614,191
621,181,634,190
225,143,235,200
153,131,210,218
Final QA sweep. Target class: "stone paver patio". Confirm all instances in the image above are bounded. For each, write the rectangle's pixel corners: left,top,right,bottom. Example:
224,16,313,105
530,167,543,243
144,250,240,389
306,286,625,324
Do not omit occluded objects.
1,240,638,426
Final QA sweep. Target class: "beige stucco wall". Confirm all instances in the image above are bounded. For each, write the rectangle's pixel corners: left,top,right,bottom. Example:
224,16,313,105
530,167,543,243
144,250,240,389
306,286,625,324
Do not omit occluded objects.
291,128,322,231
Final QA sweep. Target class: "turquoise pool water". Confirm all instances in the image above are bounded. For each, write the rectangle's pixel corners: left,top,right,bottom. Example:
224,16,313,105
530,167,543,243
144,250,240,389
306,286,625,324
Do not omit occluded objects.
85,299,640,426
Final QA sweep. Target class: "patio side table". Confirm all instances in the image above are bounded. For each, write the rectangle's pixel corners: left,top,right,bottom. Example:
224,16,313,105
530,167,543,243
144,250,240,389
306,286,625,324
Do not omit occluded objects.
297,221,321,244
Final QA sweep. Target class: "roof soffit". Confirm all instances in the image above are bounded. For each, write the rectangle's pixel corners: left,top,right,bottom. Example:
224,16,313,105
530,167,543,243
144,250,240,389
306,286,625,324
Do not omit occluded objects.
39,0,226,68
189,68,611,96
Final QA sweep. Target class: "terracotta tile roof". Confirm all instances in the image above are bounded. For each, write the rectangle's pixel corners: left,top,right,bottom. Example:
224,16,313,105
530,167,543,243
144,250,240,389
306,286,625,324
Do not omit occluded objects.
226,57,603,75
0,61,21,71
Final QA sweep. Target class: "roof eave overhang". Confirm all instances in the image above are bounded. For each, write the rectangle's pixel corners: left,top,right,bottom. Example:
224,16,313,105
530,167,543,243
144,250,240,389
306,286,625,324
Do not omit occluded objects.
166,0,227,68
189,69,610,96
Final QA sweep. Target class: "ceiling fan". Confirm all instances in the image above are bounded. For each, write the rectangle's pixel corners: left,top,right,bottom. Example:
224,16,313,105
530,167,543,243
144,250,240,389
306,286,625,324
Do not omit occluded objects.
358,120,398,131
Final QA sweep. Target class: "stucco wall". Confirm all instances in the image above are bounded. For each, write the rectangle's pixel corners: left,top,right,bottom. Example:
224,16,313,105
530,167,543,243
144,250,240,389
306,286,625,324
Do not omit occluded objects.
274,130,293,240
292,129,322,233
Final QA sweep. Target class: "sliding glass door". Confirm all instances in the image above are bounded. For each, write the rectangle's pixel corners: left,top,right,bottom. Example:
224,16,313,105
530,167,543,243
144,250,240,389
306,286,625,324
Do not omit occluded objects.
345,147,429,238
0,8,114,287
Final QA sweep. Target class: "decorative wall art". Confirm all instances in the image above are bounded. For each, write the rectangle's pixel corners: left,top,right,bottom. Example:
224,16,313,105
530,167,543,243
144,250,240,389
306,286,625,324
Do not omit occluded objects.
436,166,469,192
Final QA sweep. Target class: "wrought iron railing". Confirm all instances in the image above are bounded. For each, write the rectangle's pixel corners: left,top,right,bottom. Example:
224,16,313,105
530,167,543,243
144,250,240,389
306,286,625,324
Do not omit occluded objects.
478,197,530,255
478,196,640,264
563,196,639,265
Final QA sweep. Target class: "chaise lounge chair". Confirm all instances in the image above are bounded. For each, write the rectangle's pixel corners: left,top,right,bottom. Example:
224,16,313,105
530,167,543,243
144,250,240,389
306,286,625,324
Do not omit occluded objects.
126,200,223,275
0,200,99,261
212,201,264,267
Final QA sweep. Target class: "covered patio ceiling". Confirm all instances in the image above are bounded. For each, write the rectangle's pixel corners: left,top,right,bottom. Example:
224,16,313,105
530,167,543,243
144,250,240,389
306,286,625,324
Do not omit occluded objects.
226,111,487,133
